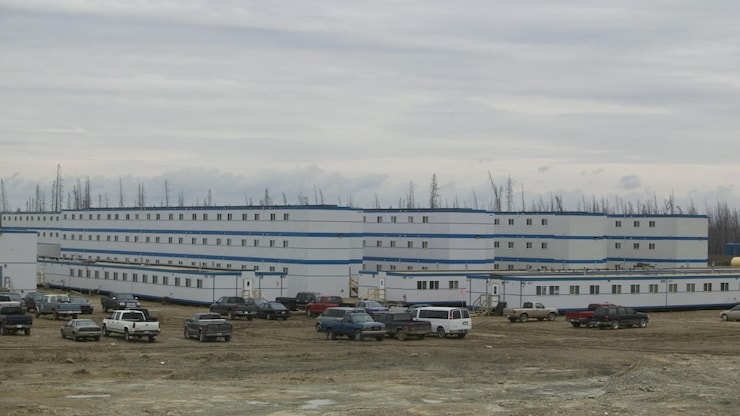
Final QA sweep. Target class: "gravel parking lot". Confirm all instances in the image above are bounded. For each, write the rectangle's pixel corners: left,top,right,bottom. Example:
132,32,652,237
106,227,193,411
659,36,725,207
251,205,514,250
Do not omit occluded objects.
1,293,739,415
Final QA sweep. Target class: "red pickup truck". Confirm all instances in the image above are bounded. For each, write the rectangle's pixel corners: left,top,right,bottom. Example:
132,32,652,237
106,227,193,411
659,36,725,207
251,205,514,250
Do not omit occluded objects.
306,295,346,317
565,303,615,328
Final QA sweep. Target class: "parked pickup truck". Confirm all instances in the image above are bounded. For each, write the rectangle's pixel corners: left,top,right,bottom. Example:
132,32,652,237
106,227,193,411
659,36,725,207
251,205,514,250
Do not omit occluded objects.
374,312,431,341
36,294,82,320
592,305,649,330
100,292,141,312
503,302,559,322
209,296,260,320
0,305,32,336
564,303,615,328
306,295,346,317
102,309,160,342
183,312,233,342
275,292,319,311
319,311,386,341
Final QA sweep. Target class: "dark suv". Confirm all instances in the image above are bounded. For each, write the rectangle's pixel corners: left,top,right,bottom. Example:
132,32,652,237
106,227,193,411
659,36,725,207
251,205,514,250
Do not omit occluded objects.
592,305,649,329
314,307,364,332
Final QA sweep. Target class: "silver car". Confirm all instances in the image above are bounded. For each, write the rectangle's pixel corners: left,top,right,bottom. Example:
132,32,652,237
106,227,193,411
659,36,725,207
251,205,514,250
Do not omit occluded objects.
720,304,740,321
60,319,102,341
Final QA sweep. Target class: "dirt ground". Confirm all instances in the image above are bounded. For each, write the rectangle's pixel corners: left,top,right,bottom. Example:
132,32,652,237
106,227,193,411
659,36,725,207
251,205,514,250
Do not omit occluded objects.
1,293,739,416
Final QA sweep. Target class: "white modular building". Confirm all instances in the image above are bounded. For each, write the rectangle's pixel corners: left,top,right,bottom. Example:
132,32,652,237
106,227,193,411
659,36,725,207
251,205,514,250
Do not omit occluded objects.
0,206,710,305
361,209,495,273
0,229,39,293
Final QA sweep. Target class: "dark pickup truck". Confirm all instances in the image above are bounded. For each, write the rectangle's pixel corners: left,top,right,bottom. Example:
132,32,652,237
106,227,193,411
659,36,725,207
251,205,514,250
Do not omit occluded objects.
209,296,261,320
0,305,33,336
375,312,431,341
184,312,233,342
275,292,319,311
592,305,649,330
564,303,615,328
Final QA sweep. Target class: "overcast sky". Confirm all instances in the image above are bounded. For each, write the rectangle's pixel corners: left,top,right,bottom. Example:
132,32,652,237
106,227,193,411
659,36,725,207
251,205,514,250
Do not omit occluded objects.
1,1,739,212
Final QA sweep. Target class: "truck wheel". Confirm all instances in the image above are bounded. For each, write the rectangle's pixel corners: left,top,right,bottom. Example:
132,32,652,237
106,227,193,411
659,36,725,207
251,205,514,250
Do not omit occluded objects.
124,328,132,341
266,313,272,320
376,336,384,342
227,310,234,320
638,318,648,328
571,322,581,328
94,336,100,341
73,332,79,342
36,311,40,318
611,321,620,330
53,310,59,320
326,329,336,340
722,313,729,321
436,327,446,338
148,336,155,343
457,333,466,339
0,325,6,336
247,315,253,321
548,312,557,321
183,328,189,339
102,325,109,337
519,313,528,323
24,328,31,336
315,323,321,332
199,330,206,342
224,335,231,342
353,329,363,341
396,328,407,341
72,314,78,319
508,317,517,323
306,309,313,317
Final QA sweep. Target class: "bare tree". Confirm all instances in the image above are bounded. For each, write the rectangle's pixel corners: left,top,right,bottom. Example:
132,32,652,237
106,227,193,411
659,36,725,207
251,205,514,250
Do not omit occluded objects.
164,179,170,207
429,174,440,209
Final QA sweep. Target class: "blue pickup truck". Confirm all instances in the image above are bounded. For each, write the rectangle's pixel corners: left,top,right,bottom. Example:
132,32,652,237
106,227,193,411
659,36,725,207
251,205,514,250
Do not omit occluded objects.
319,311,385,341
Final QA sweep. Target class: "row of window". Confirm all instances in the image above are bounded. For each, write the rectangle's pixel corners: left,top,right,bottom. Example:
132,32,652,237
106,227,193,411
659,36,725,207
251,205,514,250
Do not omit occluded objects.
368,240,430,249
416,280,460,290
8,212,292,222
64,255,290,276
63,233,291,248
536,281,733,296
369,215,430,224
68,268,203,288
615,220,656,228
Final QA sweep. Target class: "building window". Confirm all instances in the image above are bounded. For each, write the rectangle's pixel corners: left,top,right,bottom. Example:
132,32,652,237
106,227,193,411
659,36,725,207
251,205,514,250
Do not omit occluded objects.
390,241,396,248
686,283,696,293
630,284,640,294
615,220,622,227
175,277,181,287
196,279,203,288
703,283,712,292
162,276,168,285
549,285,559,296
508,218,514,226
615,242,621,249
242,213,248,221
185,278,191,288
633,220,640,227
649,220,655,228
526,242,532,249
648,284,658,293
494,241,500,248
408,216,414,223
270,213,276,221
721,282,730,291
270,240,275,248
422,216,429,223
422,241,429,249
507,242,514,249
449,280,459,289
429,281,439,290
633,243,640,250
494,218,500,225
536,285,547,296
541,218,548,226
254,213,260,221
152,275,158,285
417,281,427,290
377,216,383,223
407,241,414,249
649,243,655,250
391,216,397,223
541,242,548,249
376,240,382,247
668,283,678,293
526,218,532,226
569,285,580,295
611,284,622,294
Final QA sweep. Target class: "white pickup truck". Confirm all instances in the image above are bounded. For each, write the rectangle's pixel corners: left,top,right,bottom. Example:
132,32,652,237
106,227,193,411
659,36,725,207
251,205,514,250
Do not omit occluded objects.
102,310,160,342
503,302,559,323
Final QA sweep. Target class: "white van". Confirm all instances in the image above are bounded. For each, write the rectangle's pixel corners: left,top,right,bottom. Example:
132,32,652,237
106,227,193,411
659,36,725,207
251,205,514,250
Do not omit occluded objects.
410,306,472,338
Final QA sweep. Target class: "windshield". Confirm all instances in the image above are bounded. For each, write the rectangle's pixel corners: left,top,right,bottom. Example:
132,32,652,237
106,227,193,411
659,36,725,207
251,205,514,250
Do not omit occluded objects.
118,294,135,300
349,313,373,323
364,301,383,308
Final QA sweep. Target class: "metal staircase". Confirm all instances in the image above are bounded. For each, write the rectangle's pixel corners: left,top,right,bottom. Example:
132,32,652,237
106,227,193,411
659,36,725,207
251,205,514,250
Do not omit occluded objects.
470,294,500,316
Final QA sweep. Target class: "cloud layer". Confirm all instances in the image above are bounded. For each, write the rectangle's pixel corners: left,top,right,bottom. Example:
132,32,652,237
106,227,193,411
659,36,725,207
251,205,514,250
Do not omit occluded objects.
1,1,739,211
